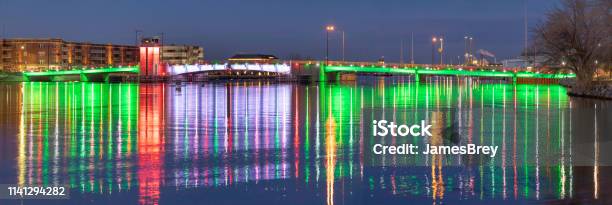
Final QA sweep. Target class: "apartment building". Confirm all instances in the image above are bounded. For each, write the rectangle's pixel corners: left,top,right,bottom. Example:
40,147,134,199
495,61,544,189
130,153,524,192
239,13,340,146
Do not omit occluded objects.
162,45,204,65
0,38,138,72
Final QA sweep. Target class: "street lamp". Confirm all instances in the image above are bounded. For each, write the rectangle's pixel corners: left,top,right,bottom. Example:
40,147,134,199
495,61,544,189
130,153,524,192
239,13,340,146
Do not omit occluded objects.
325,25,335,66
438,38,444,65
135,30,142,46
469,37,474,64
431,37,437,66
342,31,345,62
21,45,26,71
410,32,414,64
464,36,469,65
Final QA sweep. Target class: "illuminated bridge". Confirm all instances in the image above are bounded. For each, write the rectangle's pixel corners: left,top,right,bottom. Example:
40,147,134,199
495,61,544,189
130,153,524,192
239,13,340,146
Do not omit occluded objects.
22,64,292,82
166,63,291,75
23,66,140,82
321,65,576,83
20,62,576,83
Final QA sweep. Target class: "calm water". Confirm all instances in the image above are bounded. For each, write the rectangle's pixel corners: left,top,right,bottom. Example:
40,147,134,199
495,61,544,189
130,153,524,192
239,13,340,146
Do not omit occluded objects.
0,77,611,205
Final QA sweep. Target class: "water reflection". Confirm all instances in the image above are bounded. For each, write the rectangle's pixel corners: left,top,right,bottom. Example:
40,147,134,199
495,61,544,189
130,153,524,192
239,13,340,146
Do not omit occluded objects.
0,78,609,205
139,85,165,204
15,83,139,195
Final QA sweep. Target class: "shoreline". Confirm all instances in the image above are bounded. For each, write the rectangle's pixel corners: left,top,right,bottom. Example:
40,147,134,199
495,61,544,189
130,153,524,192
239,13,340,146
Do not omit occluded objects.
560,79,612,100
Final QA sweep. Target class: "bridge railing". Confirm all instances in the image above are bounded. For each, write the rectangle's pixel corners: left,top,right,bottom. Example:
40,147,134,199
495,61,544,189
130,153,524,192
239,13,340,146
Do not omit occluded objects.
167,63,291,75
286,60,528,71
167,64,227,75
23,65,140,76
322,64,576,79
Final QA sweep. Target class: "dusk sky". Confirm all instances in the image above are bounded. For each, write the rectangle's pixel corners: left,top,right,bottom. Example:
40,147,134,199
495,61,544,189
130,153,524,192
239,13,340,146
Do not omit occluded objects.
0,0,560,63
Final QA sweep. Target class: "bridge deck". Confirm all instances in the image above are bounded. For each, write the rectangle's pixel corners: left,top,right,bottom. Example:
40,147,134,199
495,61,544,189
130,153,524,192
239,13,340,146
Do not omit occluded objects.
167,63,291,75
324,65,576,79
20,64,576,82
23,66,140,77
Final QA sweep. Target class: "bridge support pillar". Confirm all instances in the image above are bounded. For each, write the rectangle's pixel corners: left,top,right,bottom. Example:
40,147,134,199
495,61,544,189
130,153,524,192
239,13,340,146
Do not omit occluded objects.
80,74,90,82
414,69,420,82
103,74,110,83
322,72,340,82
319,64,326,82
512,73,517,84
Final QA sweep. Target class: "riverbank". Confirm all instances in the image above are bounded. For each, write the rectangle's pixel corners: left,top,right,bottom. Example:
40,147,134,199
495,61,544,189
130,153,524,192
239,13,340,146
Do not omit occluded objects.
560,79,612,99
0,73,23,82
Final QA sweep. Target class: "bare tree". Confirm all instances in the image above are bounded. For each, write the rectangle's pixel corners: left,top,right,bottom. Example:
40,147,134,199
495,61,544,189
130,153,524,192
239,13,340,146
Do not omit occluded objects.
534,0,611,85
601,0,612,79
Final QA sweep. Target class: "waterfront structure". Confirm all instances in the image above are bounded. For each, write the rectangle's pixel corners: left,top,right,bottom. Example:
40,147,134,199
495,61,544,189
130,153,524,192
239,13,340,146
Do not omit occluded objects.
0,38,138,72
139,37,204,76
19,62,576,83
167,63,291,76
139,37,163,76
320,65,574,83
162,45,204,65
501,55,548,70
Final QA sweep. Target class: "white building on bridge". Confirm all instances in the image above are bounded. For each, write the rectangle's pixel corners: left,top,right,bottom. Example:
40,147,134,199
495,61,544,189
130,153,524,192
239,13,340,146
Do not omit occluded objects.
501,56,548,70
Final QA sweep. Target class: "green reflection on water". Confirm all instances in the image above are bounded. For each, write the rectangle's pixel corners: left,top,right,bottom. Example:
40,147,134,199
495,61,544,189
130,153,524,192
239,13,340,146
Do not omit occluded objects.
13,79,583,203
20,82,139,193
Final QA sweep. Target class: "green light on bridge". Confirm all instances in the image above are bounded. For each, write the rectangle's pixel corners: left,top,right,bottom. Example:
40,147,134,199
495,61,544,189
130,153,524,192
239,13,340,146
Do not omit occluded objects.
323,65,576,79
23,66,140,77
325,65,416,74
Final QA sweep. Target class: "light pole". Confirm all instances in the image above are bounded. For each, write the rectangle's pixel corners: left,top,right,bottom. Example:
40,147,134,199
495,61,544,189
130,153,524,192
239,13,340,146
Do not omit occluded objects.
438,37,444,65
47,43,50,71
400,39,403,64
21,45,26,71
159,32,164,69
410,32,414,64
464,36,468,65
325,25,335,65
135,30,142,46
469,37,474,65
342,30,345,62
431,37,437,66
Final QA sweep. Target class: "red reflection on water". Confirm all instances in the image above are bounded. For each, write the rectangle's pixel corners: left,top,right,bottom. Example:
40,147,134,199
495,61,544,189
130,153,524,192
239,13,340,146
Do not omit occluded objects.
325,116,337,205
294,86,300,179
138,85,166,205
226,83,233,186
430,111,445,202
